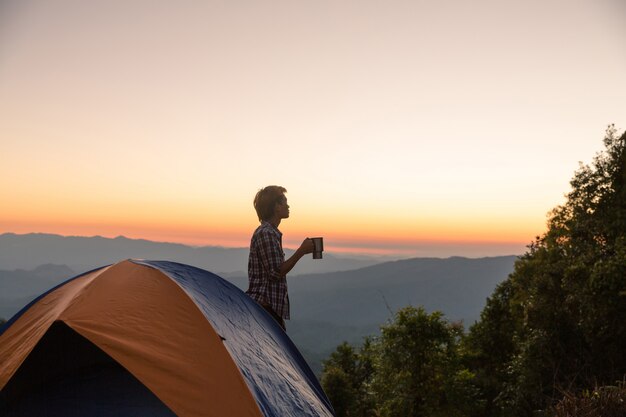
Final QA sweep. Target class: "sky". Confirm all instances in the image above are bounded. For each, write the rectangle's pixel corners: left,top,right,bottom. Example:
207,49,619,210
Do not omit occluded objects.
1,0,625,258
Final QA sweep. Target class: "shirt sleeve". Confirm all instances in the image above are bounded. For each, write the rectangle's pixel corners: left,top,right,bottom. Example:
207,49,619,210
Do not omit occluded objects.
256,229,284,282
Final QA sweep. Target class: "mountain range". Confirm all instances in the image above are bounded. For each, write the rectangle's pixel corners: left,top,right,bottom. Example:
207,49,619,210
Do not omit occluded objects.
0,233,519,374
0,232,383,276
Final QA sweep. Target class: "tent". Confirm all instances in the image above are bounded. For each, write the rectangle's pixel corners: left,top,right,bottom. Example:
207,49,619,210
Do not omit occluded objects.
0,259,335,417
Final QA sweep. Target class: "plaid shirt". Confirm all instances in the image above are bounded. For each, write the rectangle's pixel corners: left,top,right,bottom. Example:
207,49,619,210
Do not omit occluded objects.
246,221,290,319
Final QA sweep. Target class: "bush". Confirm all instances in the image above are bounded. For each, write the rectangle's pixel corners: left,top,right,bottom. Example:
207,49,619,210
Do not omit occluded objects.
552,380,626,417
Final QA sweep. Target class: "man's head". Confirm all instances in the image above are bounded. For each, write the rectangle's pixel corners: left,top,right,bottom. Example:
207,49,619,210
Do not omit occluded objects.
254,185,289,222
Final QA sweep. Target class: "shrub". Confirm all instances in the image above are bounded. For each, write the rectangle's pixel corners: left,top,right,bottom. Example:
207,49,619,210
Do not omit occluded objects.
552,380,626,417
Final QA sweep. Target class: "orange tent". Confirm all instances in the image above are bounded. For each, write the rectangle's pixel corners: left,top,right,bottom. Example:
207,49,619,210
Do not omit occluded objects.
0,260,334,417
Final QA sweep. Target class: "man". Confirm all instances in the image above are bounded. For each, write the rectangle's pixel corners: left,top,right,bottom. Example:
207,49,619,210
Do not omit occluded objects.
246,186,314,330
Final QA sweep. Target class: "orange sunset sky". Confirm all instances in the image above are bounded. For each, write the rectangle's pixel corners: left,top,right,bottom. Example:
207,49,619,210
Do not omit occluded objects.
1,0,625,257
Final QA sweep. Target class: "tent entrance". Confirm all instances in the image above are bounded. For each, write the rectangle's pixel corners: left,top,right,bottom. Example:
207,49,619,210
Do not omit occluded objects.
1,320,176,417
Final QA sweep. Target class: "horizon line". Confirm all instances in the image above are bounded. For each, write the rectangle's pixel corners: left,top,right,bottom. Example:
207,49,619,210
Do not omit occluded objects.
1,230,526,259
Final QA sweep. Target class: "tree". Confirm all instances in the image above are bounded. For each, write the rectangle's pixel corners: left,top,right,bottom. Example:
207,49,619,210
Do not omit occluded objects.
321,365,358,416
466,125,626,415
463,280,518,416
323,126,626,417
321,340,376,417
372,306,476,417
322,307,479,417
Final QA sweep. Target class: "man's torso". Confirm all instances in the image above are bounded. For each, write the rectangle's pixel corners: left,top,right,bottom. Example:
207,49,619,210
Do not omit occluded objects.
247,222,289,319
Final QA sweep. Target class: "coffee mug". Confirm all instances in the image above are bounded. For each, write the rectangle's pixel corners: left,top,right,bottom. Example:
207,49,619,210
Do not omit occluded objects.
310,237,324,259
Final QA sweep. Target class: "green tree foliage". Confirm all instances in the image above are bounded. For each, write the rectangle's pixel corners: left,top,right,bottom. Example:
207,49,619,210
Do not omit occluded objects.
322,307,480,417
322,126,625,417
463,280,518,416
465,125,626,415
373,307,469,417
321,340,376,417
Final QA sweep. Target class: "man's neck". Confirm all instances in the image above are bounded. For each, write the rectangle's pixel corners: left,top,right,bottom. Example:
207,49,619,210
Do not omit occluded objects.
268,217,281,228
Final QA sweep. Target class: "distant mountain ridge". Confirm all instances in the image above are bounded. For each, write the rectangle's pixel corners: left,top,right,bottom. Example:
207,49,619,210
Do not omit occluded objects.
0,232,382,276
226,255,518,373
0,264,75,298
289,255,517,326
0,232,519,374
0,263,76,320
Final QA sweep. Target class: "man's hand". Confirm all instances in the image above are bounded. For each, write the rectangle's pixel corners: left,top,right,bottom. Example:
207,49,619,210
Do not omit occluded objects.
297,238,314,255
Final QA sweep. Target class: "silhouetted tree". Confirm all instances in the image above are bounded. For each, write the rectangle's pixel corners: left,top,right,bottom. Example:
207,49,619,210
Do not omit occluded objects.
323,126,625,417
466,125,626,416
463,280,518,416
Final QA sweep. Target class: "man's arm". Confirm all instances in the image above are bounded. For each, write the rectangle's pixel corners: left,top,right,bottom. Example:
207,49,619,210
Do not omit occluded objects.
279,238,314,277
257,232,314,280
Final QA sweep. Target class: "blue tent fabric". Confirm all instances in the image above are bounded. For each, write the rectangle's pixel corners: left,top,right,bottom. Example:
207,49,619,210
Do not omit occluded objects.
132,260,334,417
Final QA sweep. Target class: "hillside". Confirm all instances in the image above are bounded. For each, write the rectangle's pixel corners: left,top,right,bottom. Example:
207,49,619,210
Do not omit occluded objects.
252,256,517,373
290,255,517,325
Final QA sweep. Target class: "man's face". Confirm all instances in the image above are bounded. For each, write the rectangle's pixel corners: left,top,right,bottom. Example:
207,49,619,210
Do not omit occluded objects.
275,196,290,219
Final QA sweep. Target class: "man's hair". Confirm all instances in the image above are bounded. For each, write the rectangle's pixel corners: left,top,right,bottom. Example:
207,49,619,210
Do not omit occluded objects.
254,185,287,222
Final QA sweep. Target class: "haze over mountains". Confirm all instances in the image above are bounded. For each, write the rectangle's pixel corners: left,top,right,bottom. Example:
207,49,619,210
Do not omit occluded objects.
0,233,383,276
0,232,519,373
